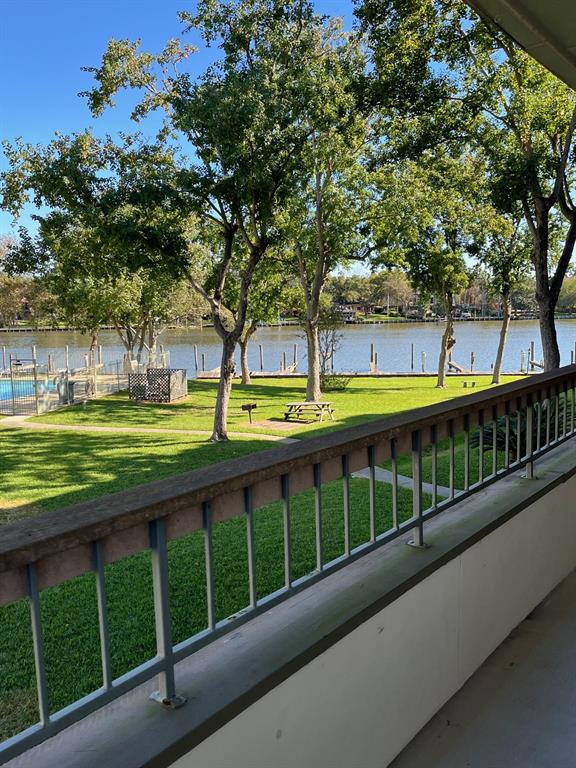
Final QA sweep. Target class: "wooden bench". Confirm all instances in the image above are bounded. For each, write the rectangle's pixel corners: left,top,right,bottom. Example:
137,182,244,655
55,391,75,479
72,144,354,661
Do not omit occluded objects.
284,401,334,422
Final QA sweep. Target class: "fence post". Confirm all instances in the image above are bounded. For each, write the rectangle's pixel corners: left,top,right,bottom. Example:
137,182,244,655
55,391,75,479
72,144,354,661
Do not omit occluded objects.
32,358,40,416
409,429,425,547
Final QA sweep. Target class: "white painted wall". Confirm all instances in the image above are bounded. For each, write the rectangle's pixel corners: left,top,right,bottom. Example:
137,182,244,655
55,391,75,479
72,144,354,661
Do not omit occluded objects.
173,475,576,768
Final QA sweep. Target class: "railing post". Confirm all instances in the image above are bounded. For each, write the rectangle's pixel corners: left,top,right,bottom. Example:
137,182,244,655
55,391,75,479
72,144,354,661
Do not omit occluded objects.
313,463,324,571
202,502,216,631
342,455,351,556
93,540,112,690
408,429,425,548
463,414,470,490
448,419,455,499
430,424,438,508
525,393,534,479
391,438,399,528
281,474,292,589
491,405,498,477
477,409,485,483
244,487,257,609
27,563,50,727
149,518,186,708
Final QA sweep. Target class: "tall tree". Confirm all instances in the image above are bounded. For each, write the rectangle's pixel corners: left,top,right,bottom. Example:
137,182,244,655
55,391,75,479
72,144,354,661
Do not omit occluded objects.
372,151,491,386
280,25,369,401
477,213,532,384
82,0,337,439
356,0,576,370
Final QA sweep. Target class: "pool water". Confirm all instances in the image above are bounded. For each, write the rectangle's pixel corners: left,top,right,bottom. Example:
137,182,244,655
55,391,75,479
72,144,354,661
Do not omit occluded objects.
0,378,55,401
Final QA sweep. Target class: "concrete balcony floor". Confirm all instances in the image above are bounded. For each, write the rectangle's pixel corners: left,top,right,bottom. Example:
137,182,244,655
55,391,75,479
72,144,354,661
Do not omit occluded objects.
390,569,576,768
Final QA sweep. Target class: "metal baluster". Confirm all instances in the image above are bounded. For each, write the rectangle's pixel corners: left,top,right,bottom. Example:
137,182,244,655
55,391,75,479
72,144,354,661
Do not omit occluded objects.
342,455,351,556
244,487,257,608
281,474,292,589
570,381,576,432
536,392,542,454
391,438,399,528
368,446,377,542
202,502,216,631
491,405,498,477
27,563,49,727
478,410,484,484
448,420,455,499
463,414,470,491
525,394,534,479
546,389,551,447
314,463,324,571
516,407,522,464
409,430,424,547
554,386,560,442
93,540,112,690
430,425,438,508
149,518,184,707
503,402,511,469
563,383,568,437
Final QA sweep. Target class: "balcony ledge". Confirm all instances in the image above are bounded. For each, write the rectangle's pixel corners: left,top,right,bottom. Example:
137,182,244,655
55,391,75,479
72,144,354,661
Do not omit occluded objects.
7,440,576,768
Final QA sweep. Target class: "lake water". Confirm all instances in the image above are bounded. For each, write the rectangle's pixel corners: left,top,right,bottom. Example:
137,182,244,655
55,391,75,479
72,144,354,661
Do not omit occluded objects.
2,320,576,375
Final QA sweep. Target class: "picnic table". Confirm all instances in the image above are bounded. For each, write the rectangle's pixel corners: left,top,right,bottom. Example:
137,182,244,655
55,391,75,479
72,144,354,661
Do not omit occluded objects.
284,401,334,422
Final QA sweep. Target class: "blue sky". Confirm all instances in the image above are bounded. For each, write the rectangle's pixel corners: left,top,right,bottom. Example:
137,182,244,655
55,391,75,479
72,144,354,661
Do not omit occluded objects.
0,0,354,236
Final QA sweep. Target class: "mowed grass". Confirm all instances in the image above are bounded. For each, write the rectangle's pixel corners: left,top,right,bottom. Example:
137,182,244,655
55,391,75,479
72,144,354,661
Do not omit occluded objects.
0,476,425,741
384,431,508,493
0,427,272,521
34,375,521,438
1,374,520,741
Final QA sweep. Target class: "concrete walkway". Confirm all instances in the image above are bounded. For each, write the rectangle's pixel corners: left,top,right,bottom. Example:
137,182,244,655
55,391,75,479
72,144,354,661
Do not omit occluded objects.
0,415,299,444
389,570,576,768
353,466,452,498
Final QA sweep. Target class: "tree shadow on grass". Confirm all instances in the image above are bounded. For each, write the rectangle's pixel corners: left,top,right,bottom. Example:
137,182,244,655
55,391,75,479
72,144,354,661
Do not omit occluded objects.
0,428,271,516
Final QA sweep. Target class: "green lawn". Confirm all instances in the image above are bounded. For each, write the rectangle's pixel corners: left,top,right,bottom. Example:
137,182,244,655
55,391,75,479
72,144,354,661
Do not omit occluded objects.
0,477,424,741
385,432,507,492
34,375,520,438
0,428,271,522
0,373,520,742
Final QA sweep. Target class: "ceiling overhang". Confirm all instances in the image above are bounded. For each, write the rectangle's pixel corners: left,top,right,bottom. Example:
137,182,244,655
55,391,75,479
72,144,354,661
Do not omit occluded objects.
466,0,576,90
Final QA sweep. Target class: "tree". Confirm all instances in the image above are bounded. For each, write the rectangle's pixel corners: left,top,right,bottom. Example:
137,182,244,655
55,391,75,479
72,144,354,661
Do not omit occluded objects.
367,269,413,311
477,213,532,384
237,263,289,385
3,226,193,361
356,0,576,370
82,0,339,439
326,274,370,305
371,151,492,387
279,24,369,401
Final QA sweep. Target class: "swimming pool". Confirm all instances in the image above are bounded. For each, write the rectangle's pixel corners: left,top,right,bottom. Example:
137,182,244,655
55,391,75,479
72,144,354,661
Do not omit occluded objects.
0,378,55,401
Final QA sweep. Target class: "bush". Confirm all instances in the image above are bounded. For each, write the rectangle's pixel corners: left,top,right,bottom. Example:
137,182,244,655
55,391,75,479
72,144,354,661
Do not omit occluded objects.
320,373,351,392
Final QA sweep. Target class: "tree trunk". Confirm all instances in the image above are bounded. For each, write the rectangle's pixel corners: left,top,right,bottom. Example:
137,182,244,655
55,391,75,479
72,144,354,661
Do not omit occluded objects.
239,338,250,385
305,320,322,401
239,320,258,385
538,297,561,370
437,293,454,388
492,293,511,385
211,336,236,442
531,202,562,371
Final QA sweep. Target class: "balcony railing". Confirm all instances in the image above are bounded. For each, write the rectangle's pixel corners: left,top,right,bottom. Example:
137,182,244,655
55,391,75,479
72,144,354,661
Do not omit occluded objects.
1,366,576,762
